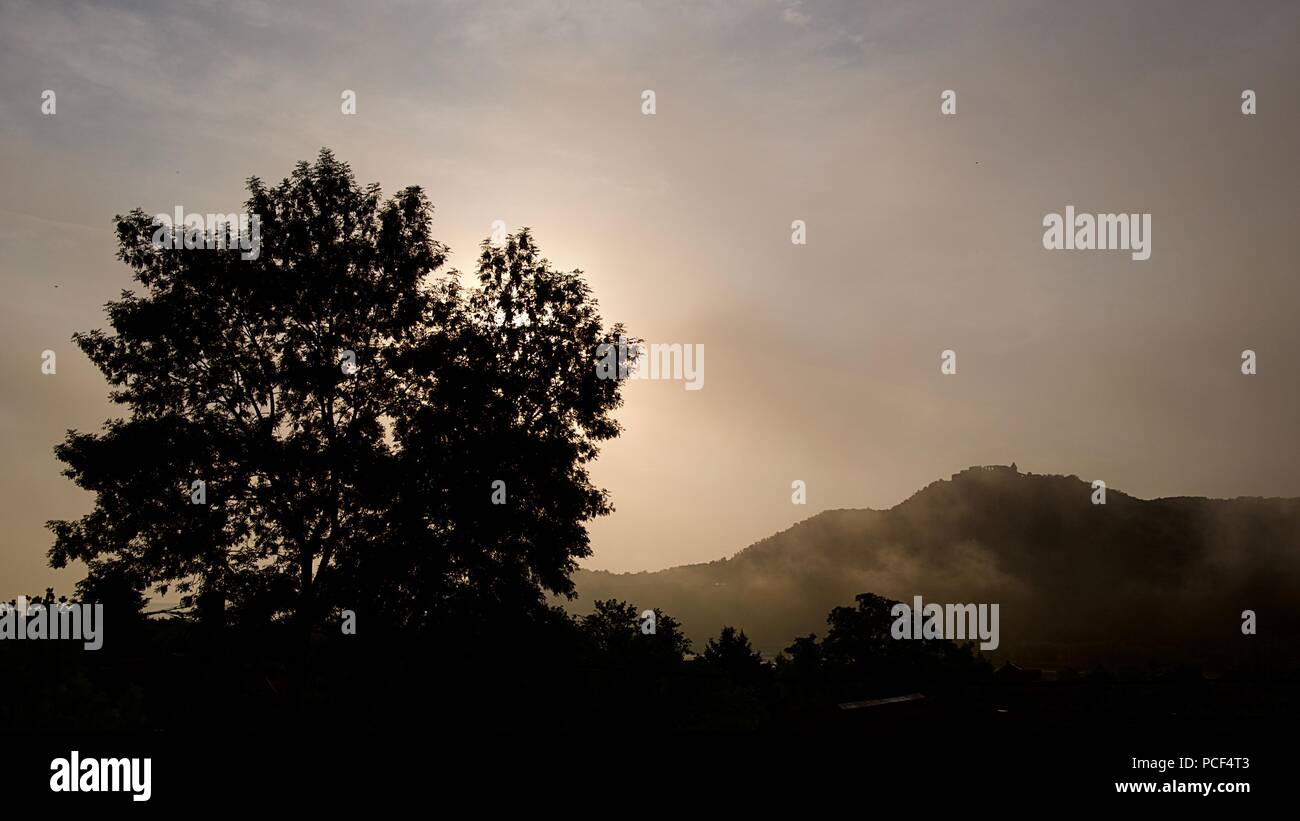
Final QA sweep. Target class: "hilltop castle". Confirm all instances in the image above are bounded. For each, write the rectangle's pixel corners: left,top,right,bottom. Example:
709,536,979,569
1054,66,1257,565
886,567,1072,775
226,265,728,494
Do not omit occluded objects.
951,463,1018,480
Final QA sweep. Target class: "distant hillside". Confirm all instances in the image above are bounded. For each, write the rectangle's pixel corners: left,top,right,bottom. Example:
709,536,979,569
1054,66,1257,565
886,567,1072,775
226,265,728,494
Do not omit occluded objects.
568,467,1300,667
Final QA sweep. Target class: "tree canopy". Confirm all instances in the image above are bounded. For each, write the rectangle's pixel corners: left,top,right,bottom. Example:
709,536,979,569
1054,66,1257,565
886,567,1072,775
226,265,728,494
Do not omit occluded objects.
48,149,634,640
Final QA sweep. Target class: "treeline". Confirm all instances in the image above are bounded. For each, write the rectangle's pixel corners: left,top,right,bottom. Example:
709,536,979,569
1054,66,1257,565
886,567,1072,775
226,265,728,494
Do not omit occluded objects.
4,589,1290,735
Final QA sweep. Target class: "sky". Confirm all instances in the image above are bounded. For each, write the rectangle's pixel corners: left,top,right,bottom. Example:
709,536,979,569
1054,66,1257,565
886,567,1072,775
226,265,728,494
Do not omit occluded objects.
1,0,1298,602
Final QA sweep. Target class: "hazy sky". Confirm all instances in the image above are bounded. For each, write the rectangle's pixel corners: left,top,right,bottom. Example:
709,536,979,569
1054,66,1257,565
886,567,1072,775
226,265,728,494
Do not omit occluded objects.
2,0,1298,601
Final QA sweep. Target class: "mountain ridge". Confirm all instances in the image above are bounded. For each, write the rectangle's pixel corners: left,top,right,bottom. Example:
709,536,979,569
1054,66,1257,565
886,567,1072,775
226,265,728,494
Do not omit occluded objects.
567,466,1300,666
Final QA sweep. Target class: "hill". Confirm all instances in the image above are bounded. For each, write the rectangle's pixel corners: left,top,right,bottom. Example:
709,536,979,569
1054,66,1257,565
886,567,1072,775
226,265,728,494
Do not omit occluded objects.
568,466,1300,667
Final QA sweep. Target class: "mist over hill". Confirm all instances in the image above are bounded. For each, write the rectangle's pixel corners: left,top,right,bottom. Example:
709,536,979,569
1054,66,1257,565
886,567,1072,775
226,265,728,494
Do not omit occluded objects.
569,467,1300,668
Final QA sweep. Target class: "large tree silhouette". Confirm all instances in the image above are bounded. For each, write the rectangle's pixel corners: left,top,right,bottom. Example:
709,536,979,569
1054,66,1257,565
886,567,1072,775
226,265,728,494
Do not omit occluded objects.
47,149,634,646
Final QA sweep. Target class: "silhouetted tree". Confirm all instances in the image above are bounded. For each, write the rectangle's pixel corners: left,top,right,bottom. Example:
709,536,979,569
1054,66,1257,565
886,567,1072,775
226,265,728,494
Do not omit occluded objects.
772,633,828,715
345,228,637,635
702,626,770,689
821,592,897,666
819,593,990,698
580,599,690,671
47,149,634,657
